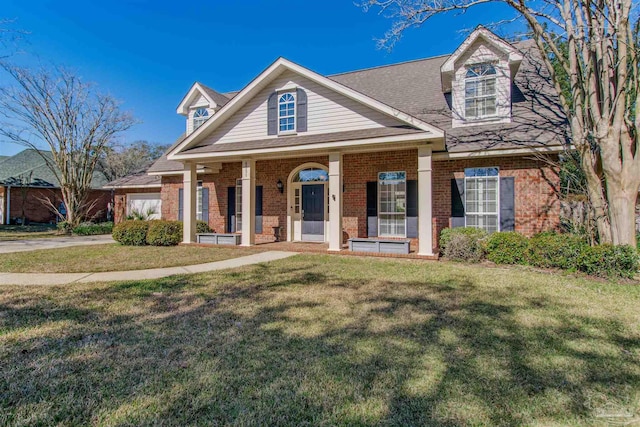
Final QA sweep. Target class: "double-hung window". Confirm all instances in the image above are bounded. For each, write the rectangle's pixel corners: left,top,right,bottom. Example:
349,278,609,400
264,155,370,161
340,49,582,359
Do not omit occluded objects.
278,92,295,133
193,108,209,130
465,167,499,233
465,63,497,119
378,171,406,237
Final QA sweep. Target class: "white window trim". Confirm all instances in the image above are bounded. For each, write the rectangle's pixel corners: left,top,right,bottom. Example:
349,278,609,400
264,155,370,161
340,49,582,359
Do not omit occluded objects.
464,64,497,121
464,168,501,233
196,181,203,221
378,171,407,238
235,178,242,233
193,108,209,131
277,91,296,135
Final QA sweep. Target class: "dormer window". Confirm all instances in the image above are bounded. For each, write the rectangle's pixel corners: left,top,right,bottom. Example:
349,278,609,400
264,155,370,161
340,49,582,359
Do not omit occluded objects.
278,92,296,133
464,63,497,119
193,108,209,130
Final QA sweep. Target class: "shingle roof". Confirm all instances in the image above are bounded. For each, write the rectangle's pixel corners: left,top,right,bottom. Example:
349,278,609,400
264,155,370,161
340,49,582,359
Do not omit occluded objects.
104,172,161,188
147,134,188,173
0,149,108,188
151,38,566,173
199,83,231,108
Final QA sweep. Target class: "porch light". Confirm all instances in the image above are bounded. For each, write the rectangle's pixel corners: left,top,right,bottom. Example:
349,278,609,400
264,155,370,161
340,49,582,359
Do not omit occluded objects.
276,179,284,194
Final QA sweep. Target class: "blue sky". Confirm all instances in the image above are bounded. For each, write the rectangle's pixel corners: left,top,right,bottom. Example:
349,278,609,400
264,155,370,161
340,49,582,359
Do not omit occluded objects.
0,0,513,156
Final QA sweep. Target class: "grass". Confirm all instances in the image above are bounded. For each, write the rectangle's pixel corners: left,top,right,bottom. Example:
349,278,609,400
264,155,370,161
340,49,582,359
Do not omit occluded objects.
0,224,59,241
1,254,639,426
0,244,264,273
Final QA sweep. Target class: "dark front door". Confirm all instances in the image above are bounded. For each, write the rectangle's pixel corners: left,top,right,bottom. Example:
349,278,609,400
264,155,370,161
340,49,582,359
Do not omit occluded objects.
302,184,324,241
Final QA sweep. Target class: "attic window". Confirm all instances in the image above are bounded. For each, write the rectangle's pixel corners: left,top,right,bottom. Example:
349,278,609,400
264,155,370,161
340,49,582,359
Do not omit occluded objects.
278,92,296,133
464,63,496,119
193,108,209,130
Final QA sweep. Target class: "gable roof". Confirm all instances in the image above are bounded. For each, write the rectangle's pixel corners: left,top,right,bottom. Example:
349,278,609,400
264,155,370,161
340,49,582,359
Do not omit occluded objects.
176,82,231,115
104,171,161,189
168,57,444,160
0,149,108,188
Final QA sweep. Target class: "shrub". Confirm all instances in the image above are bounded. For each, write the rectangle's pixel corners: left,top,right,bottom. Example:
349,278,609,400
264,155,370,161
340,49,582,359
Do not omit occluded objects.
440,227,487,263
72,222,113,236
577,244,639,278
196,220,212,233
56,221,71,234
486,232,530,265
112,220,149,246
526,232,586,270
146,220,183,246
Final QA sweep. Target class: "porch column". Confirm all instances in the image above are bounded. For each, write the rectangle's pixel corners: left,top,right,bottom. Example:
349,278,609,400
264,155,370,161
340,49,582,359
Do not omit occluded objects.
418,146,434,256
182,162,197,244
328,152,343,252
241,159,255,246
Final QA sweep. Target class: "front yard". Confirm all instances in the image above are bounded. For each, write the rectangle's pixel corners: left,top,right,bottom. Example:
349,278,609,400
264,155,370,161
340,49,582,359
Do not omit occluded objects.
1,254,638,426
0,244,264,273
0,224,58,241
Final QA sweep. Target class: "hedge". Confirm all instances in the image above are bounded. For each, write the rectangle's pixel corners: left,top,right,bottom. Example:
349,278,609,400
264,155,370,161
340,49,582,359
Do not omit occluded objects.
73,222,114,236
526,232,586,270
112,220,150,246
577,244,639,278
486,231,529,265
197,220,212,233
146,220,183,246
440,227,487,262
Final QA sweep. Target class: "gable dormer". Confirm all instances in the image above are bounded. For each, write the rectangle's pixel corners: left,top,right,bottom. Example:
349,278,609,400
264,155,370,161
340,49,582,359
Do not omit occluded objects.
177,82,230,135
441,28,523,128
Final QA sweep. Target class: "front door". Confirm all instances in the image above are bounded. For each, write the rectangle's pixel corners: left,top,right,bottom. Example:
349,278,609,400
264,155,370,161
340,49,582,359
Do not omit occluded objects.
301,184,325,241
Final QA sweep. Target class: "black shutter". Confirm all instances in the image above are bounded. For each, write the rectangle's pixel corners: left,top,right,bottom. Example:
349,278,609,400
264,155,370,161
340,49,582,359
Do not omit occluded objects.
500,177,515,231
227,186,235,232
178,188,184,221
451,178,465,217
255,185,263,234
296,88,307,132
267,92,278,135
406,180,418,238
366,181,378,237
201,187,209,223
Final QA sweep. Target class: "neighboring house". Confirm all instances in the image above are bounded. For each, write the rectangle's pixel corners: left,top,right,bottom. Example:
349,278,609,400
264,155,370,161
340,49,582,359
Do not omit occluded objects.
0,149,110,225
104,172,163,222
113,28,567,255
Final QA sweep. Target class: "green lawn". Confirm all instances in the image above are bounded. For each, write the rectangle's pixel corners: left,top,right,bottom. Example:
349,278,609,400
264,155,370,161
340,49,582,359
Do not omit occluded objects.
0,244,264,273
0,224,59,241
1,255,639,426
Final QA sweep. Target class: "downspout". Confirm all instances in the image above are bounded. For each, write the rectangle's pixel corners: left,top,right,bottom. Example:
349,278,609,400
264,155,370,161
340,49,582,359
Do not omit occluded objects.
6,185,10,225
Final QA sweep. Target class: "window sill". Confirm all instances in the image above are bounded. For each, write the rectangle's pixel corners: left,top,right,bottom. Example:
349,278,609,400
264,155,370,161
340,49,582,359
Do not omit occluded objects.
278,131,298,137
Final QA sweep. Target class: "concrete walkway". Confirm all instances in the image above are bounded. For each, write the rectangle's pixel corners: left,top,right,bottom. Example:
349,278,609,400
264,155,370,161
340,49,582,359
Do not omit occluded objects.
0,234,115,254
0,251,298,285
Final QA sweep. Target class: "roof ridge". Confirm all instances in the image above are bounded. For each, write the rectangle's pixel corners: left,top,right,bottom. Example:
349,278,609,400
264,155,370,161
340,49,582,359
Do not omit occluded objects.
328,53,451,77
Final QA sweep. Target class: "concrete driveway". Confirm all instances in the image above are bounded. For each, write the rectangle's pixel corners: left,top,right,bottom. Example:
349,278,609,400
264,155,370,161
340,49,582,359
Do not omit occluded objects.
0,235,115,254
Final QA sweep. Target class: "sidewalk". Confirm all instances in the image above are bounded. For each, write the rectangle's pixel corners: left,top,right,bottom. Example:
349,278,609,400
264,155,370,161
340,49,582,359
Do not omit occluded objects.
0,234,115,254
0,251,298,285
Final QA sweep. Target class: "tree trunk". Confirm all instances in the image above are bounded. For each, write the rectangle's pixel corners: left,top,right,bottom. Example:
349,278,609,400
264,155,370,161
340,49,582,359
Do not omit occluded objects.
606,183,638,247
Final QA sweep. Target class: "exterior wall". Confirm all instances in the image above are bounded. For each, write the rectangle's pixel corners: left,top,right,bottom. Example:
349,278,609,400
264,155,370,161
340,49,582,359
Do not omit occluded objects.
5,187,110,224
200,70,405,145
451,38,512,128
113,188,162,224
160,152,559,249
432,155,560,242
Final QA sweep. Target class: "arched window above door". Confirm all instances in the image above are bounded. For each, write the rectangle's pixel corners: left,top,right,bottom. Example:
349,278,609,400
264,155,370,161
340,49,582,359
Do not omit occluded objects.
292,168,328,182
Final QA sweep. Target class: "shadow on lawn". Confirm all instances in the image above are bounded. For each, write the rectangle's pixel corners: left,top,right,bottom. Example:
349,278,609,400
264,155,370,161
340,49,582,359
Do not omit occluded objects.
1,259,639,426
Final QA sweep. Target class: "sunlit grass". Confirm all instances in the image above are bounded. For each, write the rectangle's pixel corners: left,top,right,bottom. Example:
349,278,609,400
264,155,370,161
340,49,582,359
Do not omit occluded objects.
1,255,638,426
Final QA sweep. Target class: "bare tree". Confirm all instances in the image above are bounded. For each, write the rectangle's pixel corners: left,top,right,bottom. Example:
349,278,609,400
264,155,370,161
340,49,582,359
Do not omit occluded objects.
99,140,169,182
362,0,640,247
0,63,136,227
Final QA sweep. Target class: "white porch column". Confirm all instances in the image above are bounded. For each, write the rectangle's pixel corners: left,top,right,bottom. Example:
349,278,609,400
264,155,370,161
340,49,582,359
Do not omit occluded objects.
418,146,434,256
182,162,197,244
241,159,256,246
328,152,343,252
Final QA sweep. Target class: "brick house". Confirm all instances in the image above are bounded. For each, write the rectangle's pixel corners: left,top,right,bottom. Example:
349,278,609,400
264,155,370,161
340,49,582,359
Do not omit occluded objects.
0,149,110,225
111,28,566,255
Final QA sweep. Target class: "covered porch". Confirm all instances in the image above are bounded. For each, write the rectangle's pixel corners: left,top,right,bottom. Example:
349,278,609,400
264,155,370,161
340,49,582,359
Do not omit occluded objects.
178,143,438,257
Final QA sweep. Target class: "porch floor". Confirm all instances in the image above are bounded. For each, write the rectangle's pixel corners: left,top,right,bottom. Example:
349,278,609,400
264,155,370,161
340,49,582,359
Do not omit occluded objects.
191,240,439,260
